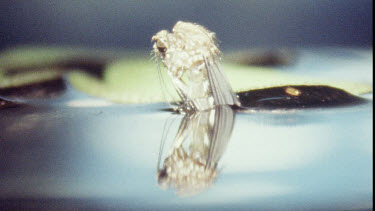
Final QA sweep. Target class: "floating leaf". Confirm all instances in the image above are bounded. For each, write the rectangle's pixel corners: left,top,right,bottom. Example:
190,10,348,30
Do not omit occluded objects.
68,59,170,104
237,85,367,109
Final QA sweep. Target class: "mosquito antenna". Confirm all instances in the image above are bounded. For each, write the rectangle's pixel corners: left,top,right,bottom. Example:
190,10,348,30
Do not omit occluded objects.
157,62,175,109
153,51,182,110
151,50,167,101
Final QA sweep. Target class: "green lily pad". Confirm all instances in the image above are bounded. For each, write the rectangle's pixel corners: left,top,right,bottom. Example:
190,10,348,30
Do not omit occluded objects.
68,59,173,103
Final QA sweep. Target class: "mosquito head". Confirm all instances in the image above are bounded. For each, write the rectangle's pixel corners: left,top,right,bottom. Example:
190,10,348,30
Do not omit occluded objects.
152,30,169,60
152,21,221,72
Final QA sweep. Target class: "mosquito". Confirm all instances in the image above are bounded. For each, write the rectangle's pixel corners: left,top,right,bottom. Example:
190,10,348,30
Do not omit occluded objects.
152,21,241,112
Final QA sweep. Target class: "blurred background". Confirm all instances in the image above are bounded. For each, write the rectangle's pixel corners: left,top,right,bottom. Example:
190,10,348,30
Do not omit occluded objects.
0,0,372,51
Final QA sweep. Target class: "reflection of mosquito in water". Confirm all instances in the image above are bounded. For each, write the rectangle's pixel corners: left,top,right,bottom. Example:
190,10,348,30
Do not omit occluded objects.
152,21,241,113
156,105,235,196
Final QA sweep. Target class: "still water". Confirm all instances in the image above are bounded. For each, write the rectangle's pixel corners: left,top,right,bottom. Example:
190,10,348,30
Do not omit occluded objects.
0,48,373,210
0,100,372,210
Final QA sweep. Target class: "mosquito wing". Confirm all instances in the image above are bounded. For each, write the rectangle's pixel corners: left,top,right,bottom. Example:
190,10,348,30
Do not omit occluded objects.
204,56,240,107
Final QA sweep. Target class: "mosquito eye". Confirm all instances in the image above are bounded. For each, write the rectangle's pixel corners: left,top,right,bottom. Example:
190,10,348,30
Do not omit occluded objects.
158,46,167,53
156,39,167,53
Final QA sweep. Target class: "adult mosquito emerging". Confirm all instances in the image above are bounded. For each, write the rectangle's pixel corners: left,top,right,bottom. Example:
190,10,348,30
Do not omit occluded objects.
152,21,240,112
